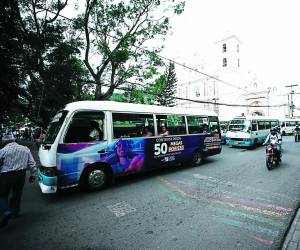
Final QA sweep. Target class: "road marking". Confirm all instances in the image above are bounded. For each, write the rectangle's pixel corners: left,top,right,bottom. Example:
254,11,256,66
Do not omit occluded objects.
157,176,288,217
220,218,278,237
192,173,299,202
156,176,292,243
175,176,293,214
215,208,286,228
251,236,274,246
156,176,188,197
107,201,136,217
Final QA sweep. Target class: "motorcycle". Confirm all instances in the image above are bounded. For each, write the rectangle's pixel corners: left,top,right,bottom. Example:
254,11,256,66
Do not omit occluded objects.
295,130,300,142
265,143,280,170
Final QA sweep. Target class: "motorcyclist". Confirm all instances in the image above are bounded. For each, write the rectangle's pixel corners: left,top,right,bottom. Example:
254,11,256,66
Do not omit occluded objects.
263,128,282,162
274,126,282,144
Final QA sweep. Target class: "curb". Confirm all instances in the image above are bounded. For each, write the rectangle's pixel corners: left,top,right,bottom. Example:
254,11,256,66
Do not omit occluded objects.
282,207,300,250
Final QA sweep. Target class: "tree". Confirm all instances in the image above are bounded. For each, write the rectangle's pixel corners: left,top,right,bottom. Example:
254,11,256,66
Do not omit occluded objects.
0,0,25,124
110,75,166,105
156,62,177,107
79,0,185,100
3,0,90,125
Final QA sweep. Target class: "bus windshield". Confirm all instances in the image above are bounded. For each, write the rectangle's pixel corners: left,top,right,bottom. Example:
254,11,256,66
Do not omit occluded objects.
44,111,68,144
228,119,250,132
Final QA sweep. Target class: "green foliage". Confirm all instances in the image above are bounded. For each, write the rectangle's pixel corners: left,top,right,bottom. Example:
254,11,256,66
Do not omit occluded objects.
156,62,177,107
80,0,185,100
1,0,185,126
1,0,90,125
0,0,24,124
117,74,167,105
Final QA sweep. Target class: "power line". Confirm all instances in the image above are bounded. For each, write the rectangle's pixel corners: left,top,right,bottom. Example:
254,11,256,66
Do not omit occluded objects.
98,81,288,108
36,6,252,94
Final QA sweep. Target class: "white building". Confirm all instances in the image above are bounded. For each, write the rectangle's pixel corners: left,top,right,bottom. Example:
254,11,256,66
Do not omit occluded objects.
176,34,291,121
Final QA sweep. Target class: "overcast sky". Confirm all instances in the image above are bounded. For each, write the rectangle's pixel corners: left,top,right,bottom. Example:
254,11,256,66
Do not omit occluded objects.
162,0,300,91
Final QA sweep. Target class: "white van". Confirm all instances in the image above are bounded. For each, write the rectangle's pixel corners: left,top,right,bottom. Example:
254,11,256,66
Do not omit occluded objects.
280,119,300,135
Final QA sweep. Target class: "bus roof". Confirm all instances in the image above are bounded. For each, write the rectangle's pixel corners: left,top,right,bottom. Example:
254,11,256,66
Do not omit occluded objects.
231,115,279,121
280,118,300,122
63,101,218,117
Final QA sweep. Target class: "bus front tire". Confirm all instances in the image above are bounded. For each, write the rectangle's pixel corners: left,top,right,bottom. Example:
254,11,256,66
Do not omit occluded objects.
191,151,204,166
80,166,111,192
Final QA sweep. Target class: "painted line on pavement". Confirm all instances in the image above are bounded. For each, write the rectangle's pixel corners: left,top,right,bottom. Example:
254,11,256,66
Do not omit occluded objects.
251,235,274,246
220,218,279,237
157,176,288,219
192,173,299,202
215,208,286,228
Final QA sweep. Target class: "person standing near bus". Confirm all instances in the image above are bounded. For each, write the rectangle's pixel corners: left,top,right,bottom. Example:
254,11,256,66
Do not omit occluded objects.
0,135,36,228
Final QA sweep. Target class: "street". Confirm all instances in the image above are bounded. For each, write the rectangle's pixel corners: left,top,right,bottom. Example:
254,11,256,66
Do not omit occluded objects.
1,136,300,250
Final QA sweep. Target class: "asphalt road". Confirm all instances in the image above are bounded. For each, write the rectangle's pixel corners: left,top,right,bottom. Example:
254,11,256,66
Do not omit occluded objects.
1,136,300,250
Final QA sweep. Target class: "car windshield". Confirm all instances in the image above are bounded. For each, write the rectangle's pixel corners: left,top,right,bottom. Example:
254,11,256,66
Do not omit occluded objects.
44,111,68,144
228,119,250,132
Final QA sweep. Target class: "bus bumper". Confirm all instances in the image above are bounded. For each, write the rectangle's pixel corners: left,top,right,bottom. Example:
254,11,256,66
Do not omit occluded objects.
38,169,57,194
226,139,254,147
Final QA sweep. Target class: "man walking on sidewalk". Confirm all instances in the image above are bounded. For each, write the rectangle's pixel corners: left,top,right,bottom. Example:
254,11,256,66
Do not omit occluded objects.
0,135,36,228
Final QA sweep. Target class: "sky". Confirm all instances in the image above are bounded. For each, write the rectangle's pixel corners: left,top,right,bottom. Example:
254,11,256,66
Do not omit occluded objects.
62,0,300,94
162,0,300,91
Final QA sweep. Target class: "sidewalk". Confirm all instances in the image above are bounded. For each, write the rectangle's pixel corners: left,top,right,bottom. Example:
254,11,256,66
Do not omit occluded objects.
282,208,300,250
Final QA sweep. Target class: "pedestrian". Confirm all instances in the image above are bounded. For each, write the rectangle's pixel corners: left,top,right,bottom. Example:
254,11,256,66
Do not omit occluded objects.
0,134,36,228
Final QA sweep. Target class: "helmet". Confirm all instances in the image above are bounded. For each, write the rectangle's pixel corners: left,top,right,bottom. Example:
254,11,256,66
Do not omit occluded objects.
270,128,277,135
296,125,299,128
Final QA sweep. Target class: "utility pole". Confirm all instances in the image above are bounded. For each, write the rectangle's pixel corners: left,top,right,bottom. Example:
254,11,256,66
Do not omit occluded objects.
285,84,298,118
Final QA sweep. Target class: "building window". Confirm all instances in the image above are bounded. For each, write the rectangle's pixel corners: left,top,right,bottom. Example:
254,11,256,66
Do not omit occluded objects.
237,44,239,52
223,58,227,67
222,43,226,52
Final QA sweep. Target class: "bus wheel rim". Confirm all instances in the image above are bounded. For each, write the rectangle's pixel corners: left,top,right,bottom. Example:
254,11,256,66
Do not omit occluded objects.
88,169,105,188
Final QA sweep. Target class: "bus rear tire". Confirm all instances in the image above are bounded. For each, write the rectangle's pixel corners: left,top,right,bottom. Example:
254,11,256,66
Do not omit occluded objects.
80,166,110,192
191,151,204,166
253,139,258,147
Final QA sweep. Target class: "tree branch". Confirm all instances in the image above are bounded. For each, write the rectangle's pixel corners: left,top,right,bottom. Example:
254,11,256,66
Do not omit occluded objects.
45,0,68,24
83,0,97,79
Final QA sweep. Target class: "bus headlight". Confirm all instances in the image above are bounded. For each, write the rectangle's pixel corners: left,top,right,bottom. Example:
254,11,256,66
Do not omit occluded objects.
39,166,57,177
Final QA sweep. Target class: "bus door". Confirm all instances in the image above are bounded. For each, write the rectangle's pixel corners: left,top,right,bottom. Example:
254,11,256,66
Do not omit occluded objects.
56,111,108,187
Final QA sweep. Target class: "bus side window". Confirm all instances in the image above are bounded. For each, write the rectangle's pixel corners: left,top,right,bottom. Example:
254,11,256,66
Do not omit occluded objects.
208,116,220,135
167,115,187,135
64,111,104,143
112,113,154,138
251,123,257,131
187,116,208,134
258,121,265,130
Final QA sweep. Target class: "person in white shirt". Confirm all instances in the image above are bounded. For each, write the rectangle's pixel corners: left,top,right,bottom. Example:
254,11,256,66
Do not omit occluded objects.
0,135,36,228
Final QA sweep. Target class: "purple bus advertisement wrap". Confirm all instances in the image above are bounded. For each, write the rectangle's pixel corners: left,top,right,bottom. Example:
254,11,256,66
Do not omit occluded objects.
38,101,222,193
54,135,221,188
